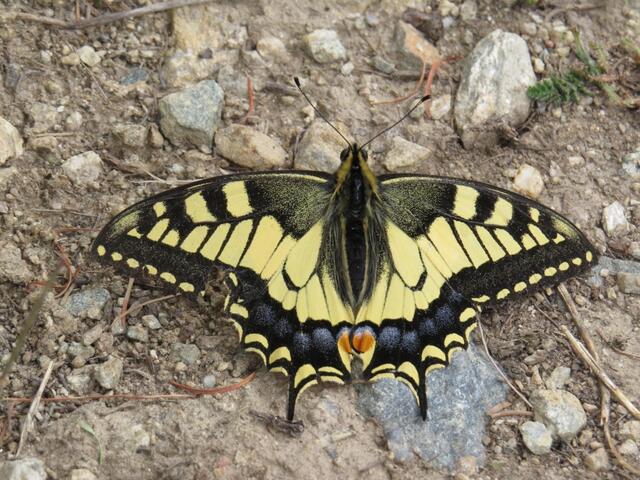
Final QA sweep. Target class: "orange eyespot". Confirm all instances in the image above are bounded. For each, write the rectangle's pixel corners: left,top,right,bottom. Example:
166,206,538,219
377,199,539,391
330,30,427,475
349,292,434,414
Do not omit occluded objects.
352,330,375,353
338,331,352,354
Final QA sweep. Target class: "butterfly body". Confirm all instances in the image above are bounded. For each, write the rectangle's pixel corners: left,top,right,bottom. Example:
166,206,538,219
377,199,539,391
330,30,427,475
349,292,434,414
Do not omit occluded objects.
94,142,596,422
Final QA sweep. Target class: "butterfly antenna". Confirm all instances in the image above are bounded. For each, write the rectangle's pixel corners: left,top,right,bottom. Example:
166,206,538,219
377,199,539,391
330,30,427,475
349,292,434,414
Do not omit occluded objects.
360,95,431,150
294,77,351,147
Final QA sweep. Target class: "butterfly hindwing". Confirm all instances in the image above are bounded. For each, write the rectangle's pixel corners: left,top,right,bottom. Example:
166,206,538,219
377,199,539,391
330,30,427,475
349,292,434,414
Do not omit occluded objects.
93,172,353,419
354,174,596,418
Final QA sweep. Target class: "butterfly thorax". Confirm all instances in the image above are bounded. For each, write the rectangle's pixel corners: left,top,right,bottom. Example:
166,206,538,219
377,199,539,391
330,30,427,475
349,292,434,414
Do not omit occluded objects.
331,145,382,308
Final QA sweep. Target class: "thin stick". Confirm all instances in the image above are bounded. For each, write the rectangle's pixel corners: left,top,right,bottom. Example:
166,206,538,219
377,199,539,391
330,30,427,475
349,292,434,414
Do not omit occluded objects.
373,58,429,106
9,0,216,30
3,392,194,405
15,360,54,457
169,371,256,396
3,373,257,405
477,317,533,409
558,284,599,357
489,410,534,420
241,75,255,124
118,277,135,328
561,326,640,420
119,294,179,319
604,416,640,476
0,270,57,392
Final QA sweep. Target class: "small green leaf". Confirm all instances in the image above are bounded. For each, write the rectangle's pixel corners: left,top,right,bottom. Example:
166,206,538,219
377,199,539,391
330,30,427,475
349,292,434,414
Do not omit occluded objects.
79,421,104,465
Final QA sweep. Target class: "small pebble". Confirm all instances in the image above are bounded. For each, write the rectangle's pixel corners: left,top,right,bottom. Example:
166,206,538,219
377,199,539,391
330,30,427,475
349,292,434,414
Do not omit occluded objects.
520,421,553,455
304,29,347,63
584,447,609,472
126,325,149,343
203,374,217,388
142,314,162,330
77,45,101,67
602,201,629,236
512,164,545,199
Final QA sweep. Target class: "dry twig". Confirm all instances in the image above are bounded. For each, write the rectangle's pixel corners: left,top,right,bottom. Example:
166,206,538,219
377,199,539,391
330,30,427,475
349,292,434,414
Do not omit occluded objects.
7,0,216,30
561,326,640,420
169,371,256,396
15,360,54,457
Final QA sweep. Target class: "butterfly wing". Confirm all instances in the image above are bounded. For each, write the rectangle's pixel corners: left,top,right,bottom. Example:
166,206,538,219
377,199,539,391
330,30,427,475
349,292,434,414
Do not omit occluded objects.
355,174,597,418
93,171,353,420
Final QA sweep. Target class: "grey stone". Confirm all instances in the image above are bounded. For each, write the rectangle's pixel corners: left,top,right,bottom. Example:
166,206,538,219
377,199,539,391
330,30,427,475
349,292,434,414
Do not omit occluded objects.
294,120,351,173
460,0,478,21
62,151,103,185
520,421,553,455
0,117,23,165
620,420,640,442
621,147,640,178
82,323,104,346
67,365,95,394
618,272,640,294
598,256,640,275
171,6,223,52
357,342,508,468
66,288,110,318
70,468,98,480
77,45,101,67
65,111,84,131
0,457,47,480
159,80,224,150
0,167,18,193
512,164,545,200
602,201,629,237
0,242,32,284
454,30,536,149
216,65,248,99
203,373,217,388
28,102,60,133
61,52,80,66
383,136,432,171
120,67,149,85
68,342,95,367
171,343,201,365
373,55,395,74
546,366,571,390
430,94,452,120
530,389,587,441
94,355,123,389
160,50,229,88
126,325,149,343
112,123,148,148
394,21,441,71
216,124,287,168
304,29,347,64
585,447,609,472
619,439,639,457
142,314,161,330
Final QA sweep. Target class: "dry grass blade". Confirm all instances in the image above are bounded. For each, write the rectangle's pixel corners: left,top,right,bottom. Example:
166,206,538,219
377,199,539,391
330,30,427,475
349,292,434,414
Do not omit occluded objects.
477,316,533,409
15,360,54,457
0,271,57,392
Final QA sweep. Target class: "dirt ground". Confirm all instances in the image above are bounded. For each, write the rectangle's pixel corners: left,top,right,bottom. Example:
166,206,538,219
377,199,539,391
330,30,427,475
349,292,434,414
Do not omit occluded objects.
0,0,639,479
